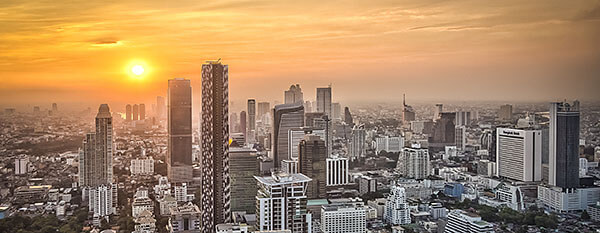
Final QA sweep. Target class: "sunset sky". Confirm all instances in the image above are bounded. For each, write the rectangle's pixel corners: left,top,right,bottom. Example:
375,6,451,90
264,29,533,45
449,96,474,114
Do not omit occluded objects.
1,0,599,109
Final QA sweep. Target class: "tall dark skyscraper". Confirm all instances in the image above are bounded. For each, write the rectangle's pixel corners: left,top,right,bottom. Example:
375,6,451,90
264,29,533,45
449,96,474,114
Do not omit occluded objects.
402,94,416,123
299,134,327,199
272,103,304,168
133,104,139,121
139,103,145,120
549,101,580,189
316,86,332,117
167,78,193,184
79,104,113,187
429,112,456,146
201,60,231,232
240,111,247,141
125,104,132,121
247,99,256,142
344,107,353,125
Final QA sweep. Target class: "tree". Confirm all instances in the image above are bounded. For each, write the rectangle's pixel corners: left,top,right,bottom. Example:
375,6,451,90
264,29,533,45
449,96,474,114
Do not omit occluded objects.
581,210,590,220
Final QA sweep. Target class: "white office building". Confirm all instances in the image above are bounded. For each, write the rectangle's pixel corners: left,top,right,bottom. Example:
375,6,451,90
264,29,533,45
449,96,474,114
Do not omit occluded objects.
130,157,154,175
326,156,350,186
375,136,403,154
397,147,430,179
321,202,367,233
384,185,411,225
496,128,542,182
444,209,494,233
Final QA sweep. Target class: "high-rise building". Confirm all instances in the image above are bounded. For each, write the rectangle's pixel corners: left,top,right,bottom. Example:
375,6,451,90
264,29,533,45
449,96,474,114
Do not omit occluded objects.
139,103,146,120
247,99,256,142
201,61,232,231
344,107,353,125
89,184,114,220
455,126,466,151
383,185,411,225
349,125,366,161
299,134,327,199
480,128,497,161
52,103,58,112
254,172,312,233
257,102,270,119
549,101,580,189
126,104,132,121
272,103,304,168
429,112,456,146
326,156,350,186
317,87,332,117
229,147,258,214
434,104,443,120
397,147,430,179
375,136,403,154
304,100,312,113
321,202,367,233
402,94,416,123
445,210,494,233
167,78,193,184
284,84,303,104
157,96,166,119
239,111,247,140
133,104,139,121
332,102,341,120
496,128,542,182
498,104,513,121
455,111,472,126
288,127,326,160
14,155,28,175
79,104,113,187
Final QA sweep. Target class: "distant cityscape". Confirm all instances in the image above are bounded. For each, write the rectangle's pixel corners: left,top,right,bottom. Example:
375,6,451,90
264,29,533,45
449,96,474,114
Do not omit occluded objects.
0,59,599,233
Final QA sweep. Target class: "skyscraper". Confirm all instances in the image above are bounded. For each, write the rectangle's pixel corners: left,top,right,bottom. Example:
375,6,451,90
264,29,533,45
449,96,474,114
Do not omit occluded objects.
344,107,353,125
332,102,341,120
247,99,256,142
284,84,303,104
139,103,145,120
79,104,114,187
167,79,193,184
288,127,326,161
402,94,416,123
126,104,132,121
257,102,270,119
455,126,466,151
156,96,166,119
384,185,411,225
298,134,327,199
201,60,232,231
316,86,332,117
498,104,513,121
229,147,258,214
133,104,139,121
429,112,456,147
496,128,542,182
272,103,304,168
549,101,580,189
349,124,366,161
397,147,430,179
239,111,247,141
434,104,443,120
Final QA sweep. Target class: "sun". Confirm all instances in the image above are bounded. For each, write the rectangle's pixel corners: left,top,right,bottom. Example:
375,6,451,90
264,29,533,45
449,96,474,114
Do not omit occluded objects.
132,65,144,76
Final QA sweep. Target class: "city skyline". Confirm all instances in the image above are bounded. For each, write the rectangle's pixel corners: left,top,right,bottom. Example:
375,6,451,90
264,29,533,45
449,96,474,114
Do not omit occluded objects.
1,0,600,106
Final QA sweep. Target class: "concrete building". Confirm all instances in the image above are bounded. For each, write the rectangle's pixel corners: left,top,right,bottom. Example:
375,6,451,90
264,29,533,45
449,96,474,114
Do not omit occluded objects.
247,99,256,143
299,134,327,199
358,176,377,194
397,147,430,179
321,202,367,233
288,127,325,160
455,126,466,151
326,156,350,186
167,78,193,184
444,210,494,233
316,86,332,117
79,104,113,187
498,104,512,121
229,147,259,214
14,155,29,175
130,157,154,176
384,185,411,225
375,136,403,154
158,195,177,216
168,202,202,232
537,185,600,212
349,125,366,161
496,128,542,182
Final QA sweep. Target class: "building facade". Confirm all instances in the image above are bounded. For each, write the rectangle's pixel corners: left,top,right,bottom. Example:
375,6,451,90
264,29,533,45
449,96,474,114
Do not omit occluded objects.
167,78,193,184
496,128,542,182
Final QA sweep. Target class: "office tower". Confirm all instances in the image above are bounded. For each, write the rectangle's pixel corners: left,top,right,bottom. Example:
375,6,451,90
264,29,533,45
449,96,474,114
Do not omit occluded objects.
397,147,430,179
255,172,312,233
284,84,303,104
311,115,332,156
304,100,312,113
358,176,377,194
168,202,202,232
332,102,341,120
299,134,327,199
344,107,353,125
316,86,332,117
272,103,304,168
229,147,258,214
455,111,472,126
455,126,466,150
445,210,494,233
383,185,411,225
167,79,193,184
240,111,247,141
126,104,132,121
201,60,232,231
326,156,349,186
434,104,443,120
498,104,513,121
549,101,580,189
247,99,256,142
79,104,113,187
257,102,270,119
305,112,325,127
288,127,326,160
375,136,403,154
321,202,367,233
402,94,416,123
349,124,366,161
496,128,542,182
480,128,496,161
139,103,146,120
429,112,456,145
132,104,139,121
157,96,166,119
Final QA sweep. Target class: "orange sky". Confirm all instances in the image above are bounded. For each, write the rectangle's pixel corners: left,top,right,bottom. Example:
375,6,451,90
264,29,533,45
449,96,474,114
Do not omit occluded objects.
1,0,599,109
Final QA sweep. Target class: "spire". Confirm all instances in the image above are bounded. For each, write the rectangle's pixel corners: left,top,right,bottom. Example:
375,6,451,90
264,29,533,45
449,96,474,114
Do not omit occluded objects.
403,94,406,107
